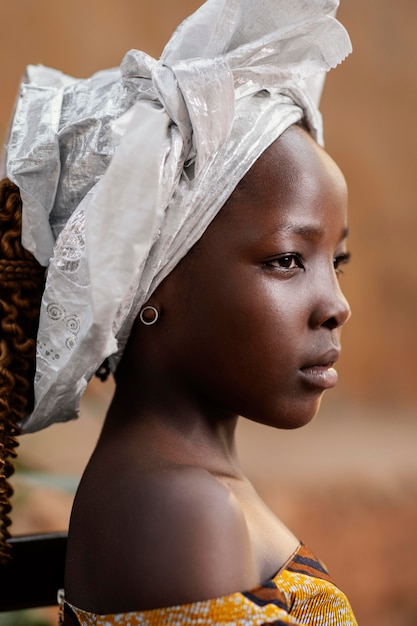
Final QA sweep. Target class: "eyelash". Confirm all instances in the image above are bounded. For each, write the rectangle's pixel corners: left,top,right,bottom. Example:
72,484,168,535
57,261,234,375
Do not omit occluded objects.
334,252,351,275
262,253,303,272
264,252,351,274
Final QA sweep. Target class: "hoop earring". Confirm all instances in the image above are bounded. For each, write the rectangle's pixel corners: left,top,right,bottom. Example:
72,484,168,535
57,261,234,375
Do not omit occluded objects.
139,305,159,326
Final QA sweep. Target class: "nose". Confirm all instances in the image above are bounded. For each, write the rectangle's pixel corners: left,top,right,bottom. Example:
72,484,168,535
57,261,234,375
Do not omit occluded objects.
310,277,351,331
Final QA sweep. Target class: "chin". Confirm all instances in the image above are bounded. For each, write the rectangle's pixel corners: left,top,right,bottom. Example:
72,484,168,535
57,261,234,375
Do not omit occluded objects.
250,395,324,431
289,395,324,429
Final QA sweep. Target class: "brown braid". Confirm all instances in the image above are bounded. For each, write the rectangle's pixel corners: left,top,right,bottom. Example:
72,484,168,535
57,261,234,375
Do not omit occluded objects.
0,178,45,565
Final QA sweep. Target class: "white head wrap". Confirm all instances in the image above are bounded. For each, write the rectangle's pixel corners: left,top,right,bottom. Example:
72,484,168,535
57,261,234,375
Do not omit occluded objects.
4,0,351,433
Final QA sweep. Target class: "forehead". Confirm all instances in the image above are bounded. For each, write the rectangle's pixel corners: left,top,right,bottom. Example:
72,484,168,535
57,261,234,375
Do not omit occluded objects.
231,124,345,206
212,124,348,241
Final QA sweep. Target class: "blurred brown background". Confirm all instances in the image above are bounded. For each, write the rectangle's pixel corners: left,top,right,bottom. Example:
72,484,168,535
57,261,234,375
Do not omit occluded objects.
1,1,416,625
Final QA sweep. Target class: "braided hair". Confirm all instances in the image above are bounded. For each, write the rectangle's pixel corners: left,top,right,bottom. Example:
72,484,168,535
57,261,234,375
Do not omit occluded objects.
0,178,45,565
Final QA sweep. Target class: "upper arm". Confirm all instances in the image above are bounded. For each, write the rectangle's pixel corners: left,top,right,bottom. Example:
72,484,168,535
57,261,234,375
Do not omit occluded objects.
76,466,257,612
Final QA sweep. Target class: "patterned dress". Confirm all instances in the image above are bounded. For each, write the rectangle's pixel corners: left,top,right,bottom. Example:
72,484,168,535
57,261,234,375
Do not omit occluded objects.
62,544,358,625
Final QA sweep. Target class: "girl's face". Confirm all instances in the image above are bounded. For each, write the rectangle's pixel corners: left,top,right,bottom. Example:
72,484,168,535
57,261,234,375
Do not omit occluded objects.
157,125,351,430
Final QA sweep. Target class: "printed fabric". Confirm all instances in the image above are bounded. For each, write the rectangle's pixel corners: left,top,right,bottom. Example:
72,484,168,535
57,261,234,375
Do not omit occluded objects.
64,544,358,625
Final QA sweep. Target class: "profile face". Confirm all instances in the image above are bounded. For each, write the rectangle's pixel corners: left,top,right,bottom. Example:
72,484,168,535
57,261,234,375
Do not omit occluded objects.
157,124,351,429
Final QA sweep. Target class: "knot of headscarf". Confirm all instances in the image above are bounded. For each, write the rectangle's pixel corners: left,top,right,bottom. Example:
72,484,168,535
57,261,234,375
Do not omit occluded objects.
4,0,352,432
121,53,235,179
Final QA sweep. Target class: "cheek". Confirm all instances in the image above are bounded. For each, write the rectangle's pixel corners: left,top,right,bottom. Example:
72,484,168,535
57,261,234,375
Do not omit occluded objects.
225,272,306,324
166,270,320,426
188,273,306,365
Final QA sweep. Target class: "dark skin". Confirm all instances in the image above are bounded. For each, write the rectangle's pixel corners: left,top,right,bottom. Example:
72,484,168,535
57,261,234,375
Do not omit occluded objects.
65,125,351,613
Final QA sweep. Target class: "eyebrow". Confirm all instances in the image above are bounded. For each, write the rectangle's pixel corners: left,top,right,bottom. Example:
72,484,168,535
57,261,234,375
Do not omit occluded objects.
280,223,349,241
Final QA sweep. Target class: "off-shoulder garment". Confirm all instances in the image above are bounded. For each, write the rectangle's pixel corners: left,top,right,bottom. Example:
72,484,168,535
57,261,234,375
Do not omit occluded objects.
63,544,358,625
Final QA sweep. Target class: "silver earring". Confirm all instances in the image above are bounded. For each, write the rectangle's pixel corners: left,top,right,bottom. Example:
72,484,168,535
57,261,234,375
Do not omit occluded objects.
139,305,159,326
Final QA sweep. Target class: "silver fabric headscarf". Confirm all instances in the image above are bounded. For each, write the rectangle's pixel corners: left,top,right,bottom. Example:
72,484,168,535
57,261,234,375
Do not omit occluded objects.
4,0,351,433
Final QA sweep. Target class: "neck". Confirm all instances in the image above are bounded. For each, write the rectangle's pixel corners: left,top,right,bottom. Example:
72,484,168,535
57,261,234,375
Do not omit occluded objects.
100,364,242,480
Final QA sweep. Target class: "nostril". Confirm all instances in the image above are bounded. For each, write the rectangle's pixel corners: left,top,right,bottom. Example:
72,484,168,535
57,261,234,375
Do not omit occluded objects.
322,316,340,331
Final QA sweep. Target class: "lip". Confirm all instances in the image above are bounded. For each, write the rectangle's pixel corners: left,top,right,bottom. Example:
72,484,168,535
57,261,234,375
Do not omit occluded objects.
299,349,340,390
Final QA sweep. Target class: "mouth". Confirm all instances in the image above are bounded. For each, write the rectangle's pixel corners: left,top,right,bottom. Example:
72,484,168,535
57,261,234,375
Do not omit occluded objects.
299,350,340,390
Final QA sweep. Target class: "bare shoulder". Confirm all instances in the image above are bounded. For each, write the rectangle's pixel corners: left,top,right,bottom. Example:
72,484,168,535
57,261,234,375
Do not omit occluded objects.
66,464,257,613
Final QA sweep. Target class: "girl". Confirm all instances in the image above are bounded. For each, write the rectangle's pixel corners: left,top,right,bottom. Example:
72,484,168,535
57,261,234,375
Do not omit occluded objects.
1,0,358,623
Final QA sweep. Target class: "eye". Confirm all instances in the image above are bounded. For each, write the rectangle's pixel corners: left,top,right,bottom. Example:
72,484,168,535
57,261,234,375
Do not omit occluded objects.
334,252,351,275
265,253,304,270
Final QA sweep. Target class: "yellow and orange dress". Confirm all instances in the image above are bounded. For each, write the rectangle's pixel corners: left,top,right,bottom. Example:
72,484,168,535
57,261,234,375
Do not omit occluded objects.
63,544,358,625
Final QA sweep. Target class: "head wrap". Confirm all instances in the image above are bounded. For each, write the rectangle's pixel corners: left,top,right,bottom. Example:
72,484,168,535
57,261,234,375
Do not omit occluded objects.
4,0,351,433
